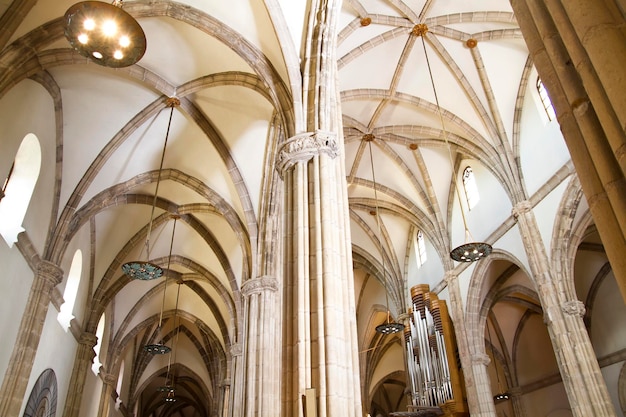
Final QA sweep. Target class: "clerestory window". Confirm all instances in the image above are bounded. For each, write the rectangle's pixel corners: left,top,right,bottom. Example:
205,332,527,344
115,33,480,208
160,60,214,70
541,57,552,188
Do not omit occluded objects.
536,77,556,121
462,166,479,210
415,230,427,268
0,133,41,247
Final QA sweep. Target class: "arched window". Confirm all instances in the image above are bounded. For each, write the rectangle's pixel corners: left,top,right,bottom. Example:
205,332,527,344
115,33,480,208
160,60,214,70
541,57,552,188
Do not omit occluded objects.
536,77,556,121
92,314,106,374
115,360,125,409
0,133,41,247
462,166,479,210
415,230,427,268
58,250,83,330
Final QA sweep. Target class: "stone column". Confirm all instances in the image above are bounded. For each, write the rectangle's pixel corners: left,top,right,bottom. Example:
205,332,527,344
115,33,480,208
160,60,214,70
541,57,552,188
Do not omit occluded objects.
229,343,243,417
444,272,488,416
241,276,279,417
469,353,497,417
510,0,626,300
97,371,117,417
512,201,616,416
62,332,98,417
0,260,63,417
279,129,362,417
221,379,231,417
508,386,526,417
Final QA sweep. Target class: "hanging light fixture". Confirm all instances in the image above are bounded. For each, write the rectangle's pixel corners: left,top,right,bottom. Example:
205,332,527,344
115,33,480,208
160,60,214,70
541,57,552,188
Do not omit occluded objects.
159,279,182,402
363,134,405,335
486,318,510,404
122,97,180,280
144,214,179,355
417,24,492,262
63,0,146,68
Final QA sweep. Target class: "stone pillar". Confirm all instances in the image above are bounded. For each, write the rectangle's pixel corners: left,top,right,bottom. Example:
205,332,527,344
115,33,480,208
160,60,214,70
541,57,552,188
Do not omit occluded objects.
62,332,98,417
229,343,243,417
221,379,231,417
444,272,488,416
97,371,117,417
469,353,497,417
0,260,63,417
510,0,626,300
508,386,526,417
512,201,616,416
241,276,279,417
280,129,362,417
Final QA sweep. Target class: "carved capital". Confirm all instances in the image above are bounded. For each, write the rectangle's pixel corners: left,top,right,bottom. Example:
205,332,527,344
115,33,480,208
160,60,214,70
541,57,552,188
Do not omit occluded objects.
471,353,491,366
241,275,278,297
230,343,243,357
101,372,117,386
396,312,410,324
276,131,339,174
511,200,532,218
561,300,585,317
36,260,64,286
79,332,99,347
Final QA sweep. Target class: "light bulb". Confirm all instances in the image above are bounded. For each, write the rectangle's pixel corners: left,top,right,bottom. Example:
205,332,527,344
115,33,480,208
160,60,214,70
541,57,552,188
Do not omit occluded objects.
77,34,88,44
119,35,130,47
92,51,103,59
83,18,95,30
102,19,117,36
113,50,123,60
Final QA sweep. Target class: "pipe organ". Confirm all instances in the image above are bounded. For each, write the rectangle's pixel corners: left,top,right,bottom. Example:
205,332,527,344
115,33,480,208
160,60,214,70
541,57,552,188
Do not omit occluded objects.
394,285,468,417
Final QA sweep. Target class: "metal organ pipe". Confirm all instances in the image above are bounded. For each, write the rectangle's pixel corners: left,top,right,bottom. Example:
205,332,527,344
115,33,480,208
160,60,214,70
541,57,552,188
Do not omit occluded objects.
406,286,454,409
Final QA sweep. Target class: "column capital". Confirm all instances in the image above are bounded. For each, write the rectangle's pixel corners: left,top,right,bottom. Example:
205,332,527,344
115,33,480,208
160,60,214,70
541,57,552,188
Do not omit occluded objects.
561,300,586,317
36,260,64,286
230,343,243,357
276,130,339,174
511,200,533,218
101,372,117,386
79,332,98,347
241,275,278,297
471,353,491,366
397,312,410,324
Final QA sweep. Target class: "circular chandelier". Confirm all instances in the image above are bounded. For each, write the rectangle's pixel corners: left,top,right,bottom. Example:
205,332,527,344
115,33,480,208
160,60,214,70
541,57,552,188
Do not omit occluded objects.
64,1,146,68
144,343,171,355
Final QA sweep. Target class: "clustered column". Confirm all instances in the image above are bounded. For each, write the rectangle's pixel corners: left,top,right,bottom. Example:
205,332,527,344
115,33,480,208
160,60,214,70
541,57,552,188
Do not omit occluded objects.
512,201,616,417
469,353,497,417
279,130,362,417
241,275,280,417
63,331,98,417
97,371,118,417
0,260,63,417
444,272,489,416
510,0,626,301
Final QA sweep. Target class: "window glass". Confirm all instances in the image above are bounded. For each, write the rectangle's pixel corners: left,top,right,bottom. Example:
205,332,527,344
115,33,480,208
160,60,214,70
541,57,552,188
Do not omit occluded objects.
0,133,41,246
537,78,556,121
462,166,479,210
92,315,106,374
416,231,427,267
58,250,83,330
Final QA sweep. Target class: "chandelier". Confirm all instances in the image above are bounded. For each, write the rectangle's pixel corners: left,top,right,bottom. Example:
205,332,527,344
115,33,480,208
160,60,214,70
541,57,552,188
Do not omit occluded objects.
63,1,146,68
362,135,405,335
122,97,180,280
418,25,492,262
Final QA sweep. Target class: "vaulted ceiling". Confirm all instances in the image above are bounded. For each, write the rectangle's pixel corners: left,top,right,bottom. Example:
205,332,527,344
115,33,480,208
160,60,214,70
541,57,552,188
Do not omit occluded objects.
0,1,564,415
